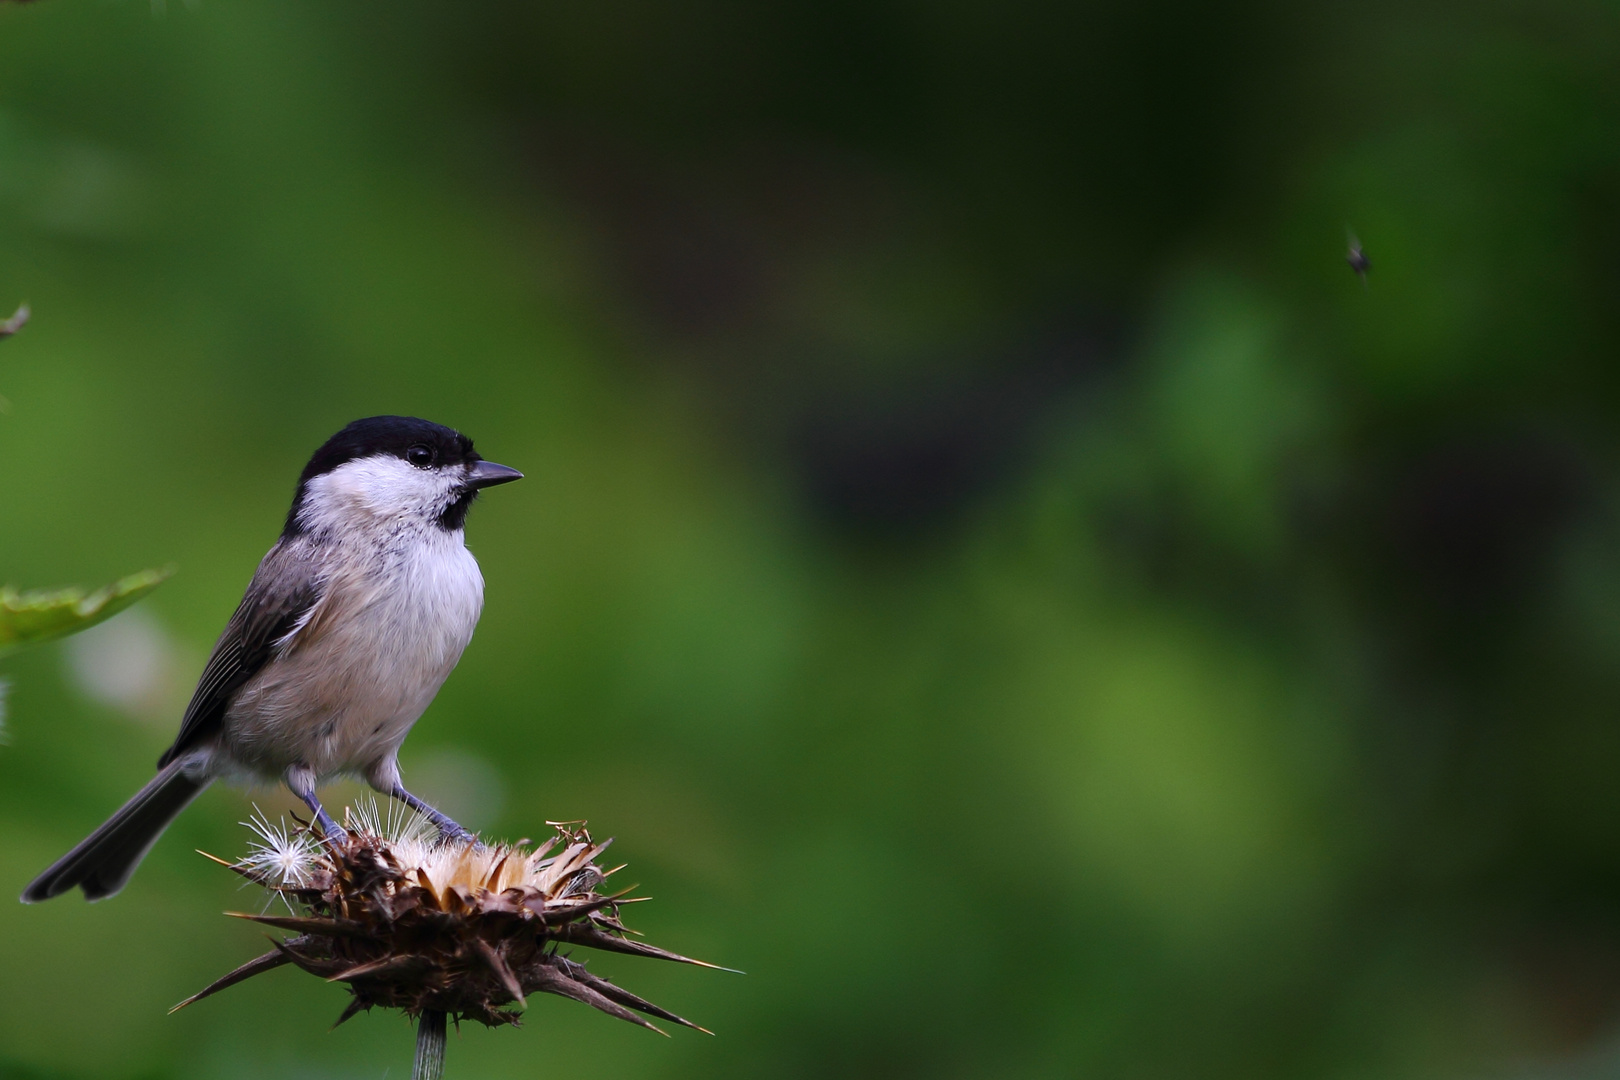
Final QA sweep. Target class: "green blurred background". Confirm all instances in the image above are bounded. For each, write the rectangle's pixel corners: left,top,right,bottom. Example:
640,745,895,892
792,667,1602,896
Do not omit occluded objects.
4,1,1620,1077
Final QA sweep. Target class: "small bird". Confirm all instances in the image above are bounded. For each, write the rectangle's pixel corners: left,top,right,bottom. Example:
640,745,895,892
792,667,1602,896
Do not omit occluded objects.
22,416,522,902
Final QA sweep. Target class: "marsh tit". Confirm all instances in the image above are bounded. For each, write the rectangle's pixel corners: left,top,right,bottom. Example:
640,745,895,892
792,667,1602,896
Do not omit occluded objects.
22,416,522,902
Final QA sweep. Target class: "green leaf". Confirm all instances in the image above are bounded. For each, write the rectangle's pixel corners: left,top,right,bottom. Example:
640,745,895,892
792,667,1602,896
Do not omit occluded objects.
0,566,173,656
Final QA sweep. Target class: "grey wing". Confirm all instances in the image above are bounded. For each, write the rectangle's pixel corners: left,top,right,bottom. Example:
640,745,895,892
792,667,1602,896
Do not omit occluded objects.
157,542,324,768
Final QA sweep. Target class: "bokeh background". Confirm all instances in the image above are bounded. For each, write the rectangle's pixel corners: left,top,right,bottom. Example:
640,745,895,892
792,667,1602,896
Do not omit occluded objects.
4,1,1620,1077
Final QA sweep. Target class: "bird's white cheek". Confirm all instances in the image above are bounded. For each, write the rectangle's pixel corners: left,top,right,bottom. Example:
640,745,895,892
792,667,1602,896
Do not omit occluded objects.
302,456,459,528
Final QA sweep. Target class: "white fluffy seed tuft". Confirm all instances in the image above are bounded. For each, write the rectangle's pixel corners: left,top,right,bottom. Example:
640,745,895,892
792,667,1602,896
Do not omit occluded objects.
241,808,319,888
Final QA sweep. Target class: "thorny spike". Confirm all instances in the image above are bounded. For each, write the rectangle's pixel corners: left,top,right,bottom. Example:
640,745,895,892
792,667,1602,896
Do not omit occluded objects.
325,955,424,983
169,948,291,1013
528,885,639,925
197,849,274,883
553,923,745,972
530,965,668,1036
555,956,713,1034
266,933,320,970
331,997,369,1030
472,939,527,1007
225,912,367,937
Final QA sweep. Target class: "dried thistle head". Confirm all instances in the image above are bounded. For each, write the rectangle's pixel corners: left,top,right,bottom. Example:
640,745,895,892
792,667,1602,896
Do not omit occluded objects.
177,806,724,1035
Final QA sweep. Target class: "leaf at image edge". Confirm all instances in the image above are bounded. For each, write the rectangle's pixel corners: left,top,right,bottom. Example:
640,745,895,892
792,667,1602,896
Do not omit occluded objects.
0,566,174,654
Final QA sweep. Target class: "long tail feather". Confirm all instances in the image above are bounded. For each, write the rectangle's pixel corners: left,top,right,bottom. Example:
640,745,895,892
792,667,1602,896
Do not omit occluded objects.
21,762,210,902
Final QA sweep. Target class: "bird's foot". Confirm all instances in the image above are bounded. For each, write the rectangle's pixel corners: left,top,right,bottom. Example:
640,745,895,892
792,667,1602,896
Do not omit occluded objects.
390,785,480,848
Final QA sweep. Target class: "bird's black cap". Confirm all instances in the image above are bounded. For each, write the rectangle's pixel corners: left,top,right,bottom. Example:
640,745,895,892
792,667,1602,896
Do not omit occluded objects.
299,416,478,484
285,416,496,536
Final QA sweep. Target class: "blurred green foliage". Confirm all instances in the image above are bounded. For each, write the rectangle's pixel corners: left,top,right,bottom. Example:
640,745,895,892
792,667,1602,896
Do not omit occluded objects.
3,2,1620,1079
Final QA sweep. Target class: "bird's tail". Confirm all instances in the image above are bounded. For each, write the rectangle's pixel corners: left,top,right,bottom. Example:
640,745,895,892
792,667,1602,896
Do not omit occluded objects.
21,762,211,903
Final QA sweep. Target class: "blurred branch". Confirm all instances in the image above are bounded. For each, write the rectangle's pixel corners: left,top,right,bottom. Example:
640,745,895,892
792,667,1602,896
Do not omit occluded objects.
0,566,173,657
0,304,27,340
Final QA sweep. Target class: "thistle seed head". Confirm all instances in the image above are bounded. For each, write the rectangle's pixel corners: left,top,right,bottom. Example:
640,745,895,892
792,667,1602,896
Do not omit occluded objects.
179,806,726,1035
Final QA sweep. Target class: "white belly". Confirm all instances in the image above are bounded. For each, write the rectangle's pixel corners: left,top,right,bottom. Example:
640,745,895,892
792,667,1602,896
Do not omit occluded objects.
221,531,484,779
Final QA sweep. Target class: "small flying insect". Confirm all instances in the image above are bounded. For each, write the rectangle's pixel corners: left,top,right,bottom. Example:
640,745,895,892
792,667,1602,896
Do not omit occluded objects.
1346,231,1370,288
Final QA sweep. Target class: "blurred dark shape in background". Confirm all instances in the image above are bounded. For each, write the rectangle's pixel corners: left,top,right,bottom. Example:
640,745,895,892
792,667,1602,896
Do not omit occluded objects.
1384,432,1590,615
5,1,1620,1079
789,320,1109,538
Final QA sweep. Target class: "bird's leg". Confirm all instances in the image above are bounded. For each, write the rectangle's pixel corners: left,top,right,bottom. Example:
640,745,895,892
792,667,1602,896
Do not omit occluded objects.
284,764,347,841
365,760,476,845
389,784,476,845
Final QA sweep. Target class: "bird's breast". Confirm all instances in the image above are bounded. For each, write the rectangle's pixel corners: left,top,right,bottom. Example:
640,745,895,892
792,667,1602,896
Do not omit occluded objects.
222,531,485,777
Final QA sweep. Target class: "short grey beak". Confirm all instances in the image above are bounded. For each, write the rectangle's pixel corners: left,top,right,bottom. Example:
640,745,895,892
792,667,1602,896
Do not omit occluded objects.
466,460,524,489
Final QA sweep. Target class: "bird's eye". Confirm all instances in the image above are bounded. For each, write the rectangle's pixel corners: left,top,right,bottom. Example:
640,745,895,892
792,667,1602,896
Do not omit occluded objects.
406,444,434,469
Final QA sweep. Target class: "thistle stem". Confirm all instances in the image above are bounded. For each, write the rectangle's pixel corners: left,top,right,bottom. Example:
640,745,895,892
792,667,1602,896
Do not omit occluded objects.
413,1010,447,1080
